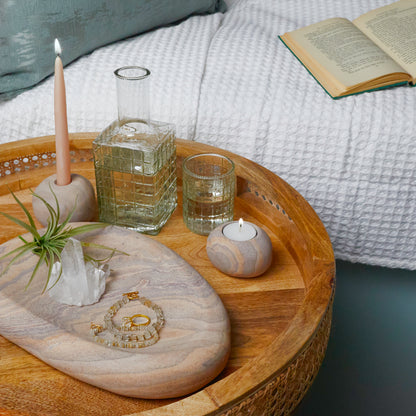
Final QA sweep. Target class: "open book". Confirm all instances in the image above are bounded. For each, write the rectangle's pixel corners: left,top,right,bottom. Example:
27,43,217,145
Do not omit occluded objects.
279,0,416,98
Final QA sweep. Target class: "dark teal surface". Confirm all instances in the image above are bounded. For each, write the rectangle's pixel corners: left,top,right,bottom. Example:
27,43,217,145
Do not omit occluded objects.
0,0,226,98
294,260,416,416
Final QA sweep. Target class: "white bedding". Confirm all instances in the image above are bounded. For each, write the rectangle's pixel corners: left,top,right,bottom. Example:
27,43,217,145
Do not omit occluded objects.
1,0,415,269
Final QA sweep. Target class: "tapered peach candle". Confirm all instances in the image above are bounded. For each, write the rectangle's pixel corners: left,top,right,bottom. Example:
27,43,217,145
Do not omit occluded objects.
54,39,71,186
32,39,97,225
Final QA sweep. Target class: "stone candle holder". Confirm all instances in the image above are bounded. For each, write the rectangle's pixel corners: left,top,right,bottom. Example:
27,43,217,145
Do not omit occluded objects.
32,173,97,226
206,222,273,278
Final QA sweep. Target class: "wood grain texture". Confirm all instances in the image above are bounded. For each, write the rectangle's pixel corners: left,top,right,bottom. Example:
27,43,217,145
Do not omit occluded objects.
0,134,335,415
0,226,230,399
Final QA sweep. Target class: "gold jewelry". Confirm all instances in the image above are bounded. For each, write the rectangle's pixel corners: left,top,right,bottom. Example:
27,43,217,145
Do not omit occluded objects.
124,291,139,300
90,291,164,349
121,313,151,330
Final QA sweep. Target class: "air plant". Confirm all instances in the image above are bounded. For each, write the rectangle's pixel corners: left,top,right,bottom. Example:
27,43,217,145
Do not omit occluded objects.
0,188,126,293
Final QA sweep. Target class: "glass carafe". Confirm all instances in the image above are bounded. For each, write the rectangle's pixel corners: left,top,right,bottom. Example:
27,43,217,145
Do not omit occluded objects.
93,66,177,235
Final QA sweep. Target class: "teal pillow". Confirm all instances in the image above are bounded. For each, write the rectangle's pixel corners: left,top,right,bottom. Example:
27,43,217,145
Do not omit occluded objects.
0,0,226,98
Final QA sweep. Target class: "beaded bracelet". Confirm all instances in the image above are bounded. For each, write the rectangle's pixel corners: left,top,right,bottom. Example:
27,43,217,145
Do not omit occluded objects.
90,291,165,349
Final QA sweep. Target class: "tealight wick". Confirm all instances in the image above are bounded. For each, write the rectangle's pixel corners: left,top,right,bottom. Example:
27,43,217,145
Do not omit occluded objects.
54,38,62,56
239,218,243,230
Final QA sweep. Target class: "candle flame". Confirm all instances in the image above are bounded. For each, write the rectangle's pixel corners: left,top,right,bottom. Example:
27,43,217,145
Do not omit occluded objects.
238,218,244,229
54,38,62,56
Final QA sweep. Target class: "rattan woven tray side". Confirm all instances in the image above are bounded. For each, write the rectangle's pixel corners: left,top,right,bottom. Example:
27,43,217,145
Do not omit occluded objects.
0,134,335,416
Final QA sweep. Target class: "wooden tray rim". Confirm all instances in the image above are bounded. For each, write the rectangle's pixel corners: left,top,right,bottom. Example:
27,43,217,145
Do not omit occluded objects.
0,133,335,415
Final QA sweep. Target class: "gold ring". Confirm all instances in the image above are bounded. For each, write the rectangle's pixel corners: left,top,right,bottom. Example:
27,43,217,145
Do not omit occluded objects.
128,314,151,327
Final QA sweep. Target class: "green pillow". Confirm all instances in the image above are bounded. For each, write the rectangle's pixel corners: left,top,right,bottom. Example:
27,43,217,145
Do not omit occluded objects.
0,0,226,98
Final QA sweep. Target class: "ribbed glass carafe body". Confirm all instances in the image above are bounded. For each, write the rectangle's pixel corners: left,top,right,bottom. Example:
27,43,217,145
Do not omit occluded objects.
93,66,177,235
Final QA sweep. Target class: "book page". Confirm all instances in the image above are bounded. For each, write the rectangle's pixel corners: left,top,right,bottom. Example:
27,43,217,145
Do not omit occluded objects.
287,18,406,88
354,0,416,80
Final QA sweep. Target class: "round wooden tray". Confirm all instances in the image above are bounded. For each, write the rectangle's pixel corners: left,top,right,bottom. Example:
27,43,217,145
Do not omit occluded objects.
0,134,335,416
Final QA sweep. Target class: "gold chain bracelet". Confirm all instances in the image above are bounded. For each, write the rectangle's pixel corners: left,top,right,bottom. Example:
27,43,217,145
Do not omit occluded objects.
90,291,165,349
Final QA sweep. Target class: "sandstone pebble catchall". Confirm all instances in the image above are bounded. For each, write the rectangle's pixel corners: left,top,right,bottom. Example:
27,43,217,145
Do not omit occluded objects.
206,219,273,278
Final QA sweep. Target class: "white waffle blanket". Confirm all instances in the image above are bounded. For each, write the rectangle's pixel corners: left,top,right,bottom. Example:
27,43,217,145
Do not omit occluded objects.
1,0,415,270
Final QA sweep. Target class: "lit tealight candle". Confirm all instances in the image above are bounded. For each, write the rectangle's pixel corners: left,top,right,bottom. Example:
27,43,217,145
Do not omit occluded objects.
206,219,273,278
222,218,257,241
54,38,71,186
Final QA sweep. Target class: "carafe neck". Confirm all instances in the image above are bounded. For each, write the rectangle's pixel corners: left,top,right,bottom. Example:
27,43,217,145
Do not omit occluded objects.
115,66,150,124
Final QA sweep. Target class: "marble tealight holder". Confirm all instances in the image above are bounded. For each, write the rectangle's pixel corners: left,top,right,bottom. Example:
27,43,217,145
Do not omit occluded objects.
32,173,97,226
206,221,273,278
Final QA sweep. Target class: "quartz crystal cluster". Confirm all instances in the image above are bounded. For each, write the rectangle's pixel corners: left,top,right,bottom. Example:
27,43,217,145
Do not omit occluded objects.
48,237,109,306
